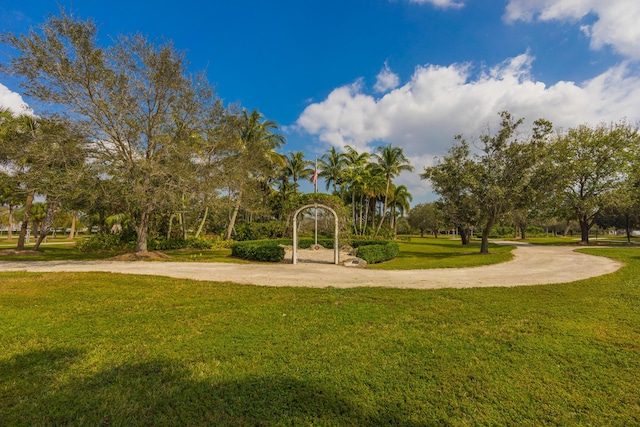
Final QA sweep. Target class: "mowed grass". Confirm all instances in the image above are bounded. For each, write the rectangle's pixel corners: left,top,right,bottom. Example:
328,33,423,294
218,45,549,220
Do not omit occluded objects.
1,248,639,425
368,237,514,269
525,236,640,246
0,242,245,263
0,237,514,269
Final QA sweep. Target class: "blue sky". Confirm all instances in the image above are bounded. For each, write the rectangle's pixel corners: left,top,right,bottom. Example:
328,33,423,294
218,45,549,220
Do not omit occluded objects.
2,0,640,202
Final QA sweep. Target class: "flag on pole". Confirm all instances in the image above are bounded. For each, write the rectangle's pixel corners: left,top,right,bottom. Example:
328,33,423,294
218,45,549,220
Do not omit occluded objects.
312,158,318,192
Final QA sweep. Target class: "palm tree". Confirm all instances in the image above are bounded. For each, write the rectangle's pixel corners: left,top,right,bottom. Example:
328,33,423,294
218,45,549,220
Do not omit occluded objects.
342,146,371,231
388,184,413,236
224,109,285,240
372,144,414,237
360,165,386,235
284,151,314,195
318,147,346,195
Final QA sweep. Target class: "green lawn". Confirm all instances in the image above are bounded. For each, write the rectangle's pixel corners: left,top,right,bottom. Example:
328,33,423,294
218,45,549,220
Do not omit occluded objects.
0,243,245,263
0,237,515,269
524,236,640,246
368,237,514,269
1,248,639,425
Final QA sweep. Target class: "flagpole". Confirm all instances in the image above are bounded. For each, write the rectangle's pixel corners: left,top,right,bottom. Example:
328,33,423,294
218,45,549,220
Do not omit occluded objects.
314,156,318,246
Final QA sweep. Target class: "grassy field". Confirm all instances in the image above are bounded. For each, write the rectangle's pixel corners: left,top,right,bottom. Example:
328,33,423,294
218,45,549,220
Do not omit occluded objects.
1,247,639,425
0,237,513,270
368,237,514,270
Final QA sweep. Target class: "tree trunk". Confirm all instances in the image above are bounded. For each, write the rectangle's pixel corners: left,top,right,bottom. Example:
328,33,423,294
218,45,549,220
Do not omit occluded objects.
17,190,35,250
579,215,590,244
7,204,13,240
363,198,369,237
33,199,58,251
180,212,187,240
420,229,424,238
458,226,469,245
195,206,208,238
352,190,357,234
520,227,526,240
224,191,242,240
480,217,496,254
134,210,151,252
167,213,175,239
69,210,78,239
374,179,391,237
625,214,631,243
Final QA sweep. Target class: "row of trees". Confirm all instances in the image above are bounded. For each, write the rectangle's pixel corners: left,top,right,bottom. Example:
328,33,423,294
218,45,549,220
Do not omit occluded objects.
0,11,415,252
3,13,639,255
422,111,640,253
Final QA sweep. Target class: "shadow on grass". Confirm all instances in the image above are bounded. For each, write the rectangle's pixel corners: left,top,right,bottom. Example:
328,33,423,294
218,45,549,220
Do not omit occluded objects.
1,353,423,426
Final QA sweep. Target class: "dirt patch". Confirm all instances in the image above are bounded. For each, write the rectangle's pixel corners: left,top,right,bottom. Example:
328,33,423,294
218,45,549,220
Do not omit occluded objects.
109,251,170,261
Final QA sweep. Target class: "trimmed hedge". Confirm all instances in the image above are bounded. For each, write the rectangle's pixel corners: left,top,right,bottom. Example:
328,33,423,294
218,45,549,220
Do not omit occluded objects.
350,239,388,248
231,241,285,262
356,242,399,264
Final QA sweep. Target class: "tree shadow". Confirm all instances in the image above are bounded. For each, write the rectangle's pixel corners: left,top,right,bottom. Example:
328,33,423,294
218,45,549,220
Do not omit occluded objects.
2,355,427,426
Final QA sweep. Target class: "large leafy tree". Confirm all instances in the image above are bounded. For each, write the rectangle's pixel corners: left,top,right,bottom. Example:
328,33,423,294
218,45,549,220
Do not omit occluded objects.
469,112,551,253
408,202,443,238
424,112,550,253
3,11,215,252
421,138,477,245
548,122,638,243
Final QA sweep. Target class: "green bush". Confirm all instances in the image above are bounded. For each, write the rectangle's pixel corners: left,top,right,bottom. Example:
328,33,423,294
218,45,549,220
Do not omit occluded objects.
356,242,399,264
77,233,135,252
350,239,388,248
150,236,233,251
231,240,285,262
234,222,286,241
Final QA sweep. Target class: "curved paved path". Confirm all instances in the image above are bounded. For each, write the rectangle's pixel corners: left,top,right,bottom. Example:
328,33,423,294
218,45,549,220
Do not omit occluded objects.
0,242,622,289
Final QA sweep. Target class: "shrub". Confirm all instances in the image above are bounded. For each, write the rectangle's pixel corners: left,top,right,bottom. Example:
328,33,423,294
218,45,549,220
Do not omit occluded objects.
356,242,400,264
231,240,285,262
150,236,233,251
350,239,388,248
234,221,286,241
77,233,135,252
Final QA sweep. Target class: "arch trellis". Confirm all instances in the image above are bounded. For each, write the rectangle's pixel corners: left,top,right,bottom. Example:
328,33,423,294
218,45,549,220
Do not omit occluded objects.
292,204,339,265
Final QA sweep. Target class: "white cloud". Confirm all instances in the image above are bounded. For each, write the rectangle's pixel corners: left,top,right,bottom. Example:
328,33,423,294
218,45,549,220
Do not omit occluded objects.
409,0,464,9
0,83,31,115
374,62,400,93
296,53,640,194
504,0,640,60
